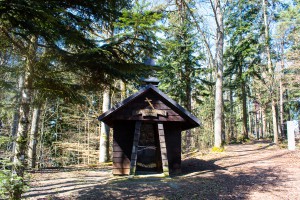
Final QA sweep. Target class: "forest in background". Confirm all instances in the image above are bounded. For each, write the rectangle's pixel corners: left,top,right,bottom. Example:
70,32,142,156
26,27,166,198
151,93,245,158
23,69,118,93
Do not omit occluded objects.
0,0,299,199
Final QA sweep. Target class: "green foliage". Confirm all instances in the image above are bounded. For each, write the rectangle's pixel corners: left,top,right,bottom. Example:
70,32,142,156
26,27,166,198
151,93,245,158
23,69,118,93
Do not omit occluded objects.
229,137,242,144
224,0,263,83
117,1,162,32
0,0,157,102
237,134,251,143
0,171,27,200
277,0,300,119
158,1,207,109
0,136,10,150
223,0,264,140
278,140,288,149
0,0,131,48
113,0,163,65
0,160,28,200
156,0,213,151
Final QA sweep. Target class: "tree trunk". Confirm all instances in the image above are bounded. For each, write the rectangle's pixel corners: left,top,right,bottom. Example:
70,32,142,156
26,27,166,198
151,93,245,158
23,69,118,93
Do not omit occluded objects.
99,87,111,162
248,100,252,137
259,107,263,138
249,113,252,137
241,79,248,139
279,40,284,137
229,80,235,140
254,111,257,139
184,63,192,151
10,75,24,153
213,0,224,148
38,100,47,169
11,108,20,152
28,103,42,169
120,81,126,101
261,106,267,138
13,82,31,198
262,0,279,144
272,100,279,144
13,35,37,199
277,99,282,138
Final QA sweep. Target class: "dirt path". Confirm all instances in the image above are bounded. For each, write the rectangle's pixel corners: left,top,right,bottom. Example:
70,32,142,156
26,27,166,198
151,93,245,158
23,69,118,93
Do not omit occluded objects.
24,141,300,200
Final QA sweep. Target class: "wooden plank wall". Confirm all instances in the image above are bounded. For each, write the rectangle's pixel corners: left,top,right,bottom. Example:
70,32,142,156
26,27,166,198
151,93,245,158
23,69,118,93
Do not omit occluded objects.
112,121,182,175
112,141,130,175
112,121,135,175
106,91,186,124
164,122,182,173
158,122,169,176
129,121,142,175
111,89,184,175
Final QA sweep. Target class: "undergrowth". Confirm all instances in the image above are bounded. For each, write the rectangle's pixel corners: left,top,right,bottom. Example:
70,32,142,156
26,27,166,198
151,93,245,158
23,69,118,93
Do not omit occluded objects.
211,146,224,152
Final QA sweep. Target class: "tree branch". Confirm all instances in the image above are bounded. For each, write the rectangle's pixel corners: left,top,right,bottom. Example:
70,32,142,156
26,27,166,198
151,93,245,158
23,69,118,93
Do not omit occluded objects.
182,0,214,68
209,0,220,28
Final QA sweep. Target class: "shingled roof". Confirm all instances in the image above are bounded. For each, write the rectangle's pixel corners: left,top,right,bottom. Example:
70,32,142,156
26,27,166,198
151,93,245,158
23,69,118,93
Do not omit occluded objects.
98,84,200,130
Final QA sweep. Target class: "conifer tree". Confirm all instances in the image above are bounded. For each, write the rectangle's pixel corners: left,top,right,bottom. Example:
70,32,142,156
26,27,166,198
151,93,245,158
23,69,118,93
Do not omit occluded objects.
224,0,263,140
278,0,300,120
212,0,225,148
158,0,206,150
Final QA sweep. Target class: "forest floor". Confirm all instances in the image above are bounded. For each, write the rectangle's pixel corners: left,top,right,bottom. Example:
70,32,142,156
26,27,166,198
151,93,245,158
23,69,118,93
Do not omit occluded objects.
23,140,300,200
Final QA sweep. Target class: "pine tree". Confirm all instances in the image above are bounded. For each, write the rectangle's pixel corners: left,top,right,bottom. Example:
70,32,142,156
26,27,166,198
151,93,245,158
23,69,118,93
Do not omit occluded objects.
262,0,279,144
278,0,300,120
212,0,225,148
158,0,206,151
224,0,263,140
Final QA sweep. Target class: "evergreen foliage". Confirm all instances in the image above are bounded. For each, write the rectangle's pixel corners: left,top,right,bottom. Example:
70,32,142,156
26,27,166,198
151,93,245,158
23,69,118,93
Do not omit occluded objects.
0,0,299,198
224,0,263,140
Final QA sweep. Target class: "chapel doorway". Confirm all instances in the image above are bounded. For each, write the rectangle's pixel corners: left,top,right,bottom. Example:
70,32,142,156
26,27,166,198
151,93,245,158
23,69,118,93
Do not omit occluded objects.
136,122,162,173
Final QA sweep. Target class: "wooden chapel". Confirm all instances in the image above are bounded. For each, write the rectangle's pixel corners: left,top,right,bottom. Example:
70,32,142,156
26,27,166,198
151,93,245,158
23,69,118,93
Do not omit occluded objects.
98,79,200,176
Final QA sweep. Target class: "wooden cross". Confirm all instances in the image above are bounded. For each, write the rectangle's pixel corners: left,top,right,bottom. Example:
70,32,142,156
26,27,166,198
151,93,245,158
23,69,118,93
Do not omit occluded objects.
145,97,155,109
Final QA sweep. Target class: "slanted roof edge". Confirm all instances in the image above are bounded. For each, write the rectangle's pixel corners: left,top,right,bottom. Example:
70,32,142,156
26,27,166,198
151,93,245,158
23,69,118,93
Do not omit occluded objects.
98,84,200,127
149,85,200,126
98,85,151,121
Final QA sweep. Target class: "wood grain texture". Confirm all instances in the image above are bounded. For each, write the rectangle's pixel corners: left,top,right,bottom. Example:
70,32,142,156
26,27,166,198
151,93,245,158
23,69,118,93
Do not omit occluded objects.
157,122,169,176
105,86,197,175
112,121,135,175
98,85,200,130
129,121,141,175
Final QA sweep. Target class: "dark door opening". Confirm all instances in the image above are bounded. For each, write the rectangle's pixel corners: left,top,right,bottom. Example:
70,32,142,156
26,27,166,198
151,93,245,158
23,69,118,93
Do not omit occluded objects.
136,122,162,173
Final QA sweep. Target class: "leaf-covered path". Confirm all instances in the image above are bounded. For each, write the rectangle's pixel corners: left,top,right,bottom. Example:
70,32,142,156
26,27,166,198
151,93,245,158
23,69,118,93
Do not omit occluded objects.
24,141,300,200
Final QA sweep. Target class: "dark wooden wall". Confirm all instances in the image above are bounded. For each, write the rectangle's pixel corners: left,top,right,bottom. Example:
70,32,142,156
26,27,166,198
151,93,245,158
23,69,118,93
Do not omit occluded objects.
164,122,182,173
113,120,135,175
112,120,182,175
104,90,185,125
110,88,187,175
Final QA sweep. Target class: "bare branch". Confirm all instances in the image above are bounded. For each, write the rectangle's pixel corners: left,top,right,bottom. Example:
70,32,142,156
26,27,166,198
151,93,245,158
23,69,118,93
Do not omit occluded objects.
182,0,214,68
209,0,220,28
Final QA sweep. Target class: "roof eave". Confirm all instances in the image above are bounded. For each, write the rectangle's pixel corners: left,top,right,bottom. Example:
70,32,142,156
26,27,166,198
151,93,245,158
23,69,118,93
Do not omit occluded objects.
98,84,200,129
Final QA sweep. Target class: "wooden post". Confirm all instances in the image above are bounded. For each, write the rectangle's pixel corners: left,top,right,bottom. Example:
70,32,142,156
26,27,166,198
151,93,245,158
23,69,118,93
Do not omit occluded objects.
130,121,141,175
158,122,169,176
287,121,296,150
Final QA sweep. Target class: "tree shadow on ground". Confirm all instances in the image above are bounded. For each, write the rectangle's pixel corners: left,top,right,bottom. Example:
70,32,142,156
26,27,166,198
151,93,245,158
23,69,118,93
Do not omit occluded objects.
28,166,112,174
180,158,225,175
73,159,286,200
229,142,276,153
24,143,295,200
72,169,284,200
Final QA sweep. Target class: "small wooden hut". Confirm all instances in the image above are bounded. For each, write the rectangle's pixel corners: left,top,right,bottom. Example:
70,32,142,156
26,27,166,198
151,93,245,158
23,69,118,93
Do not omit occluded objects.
98,82,200,176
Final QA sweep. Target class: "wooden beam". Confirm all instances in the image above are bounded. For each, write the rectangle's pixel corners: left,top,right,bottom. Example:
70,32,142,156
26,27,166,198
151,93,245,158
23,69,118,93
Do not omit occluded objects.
158,122,169,176
129,121,141,175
